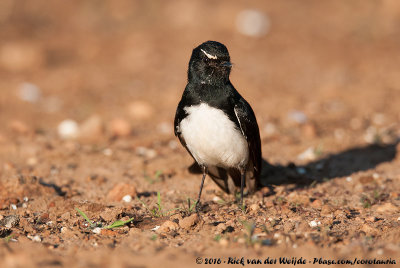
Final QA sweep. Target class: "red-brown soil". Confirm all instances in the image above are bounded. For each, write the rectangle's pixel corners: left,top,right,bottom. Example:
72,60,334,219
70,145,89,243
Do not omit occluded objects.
0,1,400,267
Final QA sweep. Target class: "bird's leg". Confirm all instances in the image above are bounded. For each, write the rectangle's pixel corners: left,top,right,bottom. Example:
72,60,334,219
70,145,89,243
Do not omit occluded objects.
196,165,207,212
240,169,246,210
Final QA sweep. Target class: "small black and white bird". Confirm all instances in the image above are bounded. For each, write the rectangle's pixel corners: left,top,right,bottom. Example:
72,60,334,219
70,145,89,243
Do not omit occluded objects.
174,41,261,209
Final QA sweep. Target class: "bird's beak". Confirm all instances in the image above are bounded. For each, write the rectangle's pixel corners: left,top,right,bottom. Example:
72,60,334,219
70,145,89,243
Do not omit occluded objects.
221,61,232,67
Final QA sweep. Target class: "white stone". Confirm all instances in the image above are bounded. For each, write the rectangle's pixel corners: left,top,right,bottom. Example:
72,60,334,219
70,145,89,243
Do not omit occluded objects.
151,225,160,231
298,147,316,161
309,220,321,227
212,196,221,202
18,82,41,103
29,235,42,242
288,110,307,124
122,195,132,203
92,227,102,234
103,148,113,156
58,119,79,139
236,9,270,37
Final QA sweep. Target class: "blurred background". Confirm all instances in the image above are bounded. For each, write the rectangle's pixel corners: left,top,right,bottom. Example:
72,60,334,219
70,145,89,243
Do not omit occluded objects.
0,0,399,159
0,2,400,264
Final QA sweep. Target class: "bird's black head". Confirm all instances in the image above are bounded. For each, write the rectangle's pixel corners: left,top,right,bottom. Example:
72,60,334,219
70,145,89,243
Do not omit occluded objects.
188,41,232,85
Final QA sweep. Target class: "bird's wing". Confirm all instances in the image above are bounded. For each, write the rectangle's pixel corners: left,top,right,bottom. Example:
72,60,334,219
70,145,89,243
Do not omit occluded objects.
174,98,197,162
232,99,262,192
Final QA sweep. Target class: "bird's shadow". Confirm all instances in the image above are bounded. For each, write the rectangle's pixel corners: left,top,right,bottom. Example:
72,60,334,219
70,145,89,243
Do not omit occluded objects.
259,141,399,190
189,140,399,194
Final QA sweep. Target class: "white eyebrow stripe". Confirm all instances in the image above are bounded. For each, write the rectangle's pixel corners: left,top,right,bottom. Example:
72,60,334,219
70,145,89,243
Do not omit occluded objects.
200,49,218,59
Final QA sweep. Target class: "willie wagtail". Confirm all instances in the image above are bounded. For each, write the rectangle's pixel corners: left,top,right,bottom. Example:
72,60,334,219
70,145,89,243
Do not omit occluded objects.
174,41,261,210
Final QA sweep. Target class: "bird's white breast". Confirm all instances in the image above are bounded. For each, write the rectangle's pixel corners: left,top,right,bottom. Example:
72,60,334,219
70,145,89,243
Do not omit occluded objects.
179,103,249,169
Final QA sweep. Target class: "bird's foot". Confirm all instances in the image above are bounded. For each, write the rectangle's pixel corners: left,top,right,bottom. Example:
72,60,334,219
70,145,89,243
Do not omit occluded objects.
195,201,202,213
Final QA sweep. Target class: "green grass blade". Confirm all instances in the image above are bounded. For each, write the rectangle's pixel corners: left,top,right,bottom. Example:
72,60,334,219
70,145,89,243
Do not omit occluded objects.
4,234,14,243
104,218,134,229
75,208,93,225
156,191,163,215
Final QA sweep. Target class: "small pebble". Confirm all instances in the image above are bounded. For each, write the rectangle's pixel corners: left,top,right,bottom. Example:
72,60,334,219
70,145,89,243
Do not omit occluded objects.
302,123,317,138
321,205,334,216
103,148,113,156
156,220,179,233
249,203,259,212
216,223,227,233
58,119,79,139
236,9,270,37
179,213,199,230
372,113,385,125
311,199,322,208
364,126,378,144
79,115,104,139
109,118,131,137
9,120,29,134
29,235,42,242
298,147,316,161
0,215,19,228
26,157,38,166
135,147,157,159
366,216,376,222
127,101,154,120
212,196,222,202
17,82,41,103
107,183,137,202
122,195,132,203
288,110,307,124
151,225,160,231
92,227,102,234
309,220,321,228
346,176,352,182
219,238,229,247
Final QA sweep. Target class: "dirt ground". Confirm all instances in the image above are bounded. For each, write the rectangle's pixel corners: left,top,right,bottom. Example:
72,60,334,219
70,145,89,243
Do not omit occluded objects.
1,1,400,267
